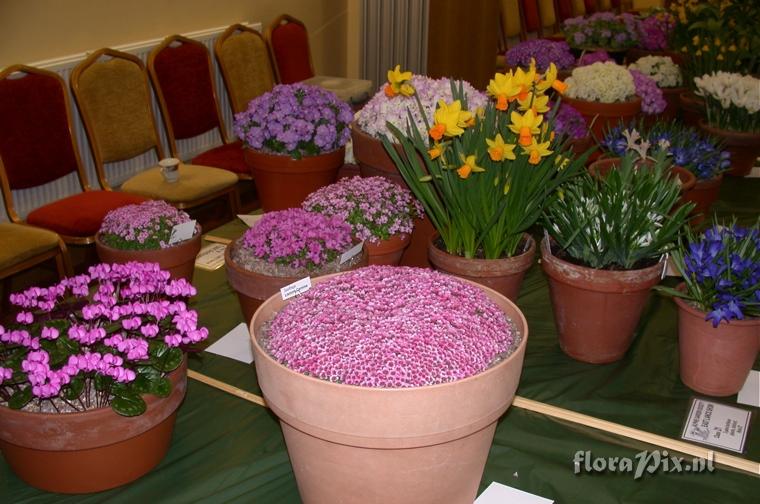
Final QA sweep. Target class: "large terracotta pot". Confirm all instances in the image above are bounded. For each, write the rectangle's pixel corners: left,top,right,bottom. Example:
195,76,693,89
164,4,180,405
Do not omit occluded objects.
562,95,641,141
679,91,704,128
351,122,435,268
681,175,723,227
675,296,760,396
0,358,187,493
366,233,411,266
428,233,536,302
540,239,665,363
225,241,369,323
244,148,344,211
588,157,697,195
95,232,202,282
250,274,528,504
699,120,760,177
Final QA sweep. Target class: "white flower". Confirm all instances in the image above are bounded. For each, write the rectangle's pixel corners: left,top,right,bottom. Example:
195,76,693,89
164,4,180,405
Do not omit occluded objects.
694,72,760,113
628,56,682,88
565,62,636,103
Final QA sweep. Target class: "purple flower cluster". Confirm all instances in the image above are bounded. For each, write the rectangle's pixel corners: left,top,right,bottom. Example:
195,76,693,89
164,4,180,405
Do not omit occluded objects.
577,50,612,67
552,102,587,140
563,12,639,50
241,208,353,270
505,39,576,71
99,200,197,250
302,176,424,243
630,69,667,115
233,83,353,159
637,12,675,51
266,266,515,388
0,262,207,413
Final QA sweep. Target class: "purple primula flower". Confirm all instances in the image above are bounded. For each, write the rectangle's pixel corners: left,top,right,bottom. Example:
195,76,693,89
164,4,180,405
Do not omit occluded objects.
577,50,612,67
637,12,675,51
563,13,639,50
505,39,576,72
551,102,587,140
629,69,667,114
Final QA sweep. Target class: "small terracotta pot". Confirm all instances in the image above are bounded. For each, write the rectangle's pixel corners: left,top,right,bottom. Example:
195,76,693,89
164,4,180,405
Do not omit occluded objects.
659,86,686,122
675,296,760,396
95,231,202,282
681,175,723,227
225,241,369,323
0,358,187,493
250,273,528,504
428,233,536,302
587,157,697,195
562,95,641,141
540,239,665,364
679,91,704,128
365,233,411,266
244,148,344,211
699,120,760,177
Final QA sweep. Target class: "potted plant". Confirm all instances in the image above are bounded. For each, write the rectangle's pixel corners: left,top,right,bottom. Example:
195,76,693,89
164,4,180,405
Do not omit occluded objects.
250,266,528,504
695,71,760,177
233,83,353,211
541,152,693,363
95,200,201,281
504,39,576,77
562,12,640,59
0,262,208,493
629,55,685,120
657,219,760,396
302,176,424,265
385,63,587,301
577,50,613,67
224,208,367,322
627,9,679,63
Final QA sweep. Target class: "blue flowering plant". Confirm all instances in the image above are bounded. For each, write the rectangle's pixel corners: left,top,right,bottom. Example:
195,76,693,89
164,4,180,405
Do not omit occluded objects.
233,83,353,160
657,218,760,327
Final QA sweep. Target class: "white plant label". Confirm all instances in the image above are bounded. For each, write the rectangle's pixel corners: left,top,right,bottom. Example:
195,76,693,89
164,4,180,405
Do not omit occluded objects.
681,398,752,453
169,220,197,245
281,277,311,300
238,214,263,227
737,370,760,408
194,243,227,271
340,242,363,264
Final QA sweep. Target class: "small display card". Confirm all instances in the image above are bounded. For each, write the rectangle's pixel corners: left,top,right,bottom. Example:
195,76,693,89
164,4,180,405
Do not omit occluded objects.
238,214,263,227
194,243,227,271
475,482,553,504
169,220,197,245
681,398,752,453
737,370,760,408
281,277,311,300
204,323,253,364
340,242,364,264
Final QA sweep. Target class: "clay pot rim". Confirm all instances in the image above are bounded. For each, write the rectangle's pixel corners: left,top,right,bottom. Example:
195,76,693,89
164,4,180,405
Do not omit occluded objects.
365,232,411,247
249,272,529,394
693,173,723,186
673,284,760,328
698,119,760,143
95,230,202,253
244,145,346,159
428,232,536,265
245,146,346,175
562,94,642,108
587,157,697,193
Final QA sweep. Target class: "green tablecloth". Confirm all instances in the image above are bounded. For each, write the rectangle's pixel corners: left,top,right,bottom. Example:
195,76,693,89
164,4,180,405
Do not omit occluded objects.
2,178,759,503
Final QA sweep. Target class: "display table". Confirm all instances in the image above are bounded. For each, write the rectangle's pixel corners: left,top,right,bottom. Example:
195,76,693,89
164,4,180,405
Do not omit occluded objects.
2,177,758,502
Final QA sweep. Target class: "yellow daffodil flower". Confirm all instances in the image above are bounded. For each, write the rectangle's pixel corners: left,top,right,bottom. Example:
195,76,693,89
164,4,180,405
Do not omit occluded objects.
522,138,553,165
428,142,444,160
509,109,543,147
487,72,523,110
535,63,567,95
429,100,472,140
486,134,517,161
518,92,550,114
384,65,415,97
456,154,485,179
512,65,536,101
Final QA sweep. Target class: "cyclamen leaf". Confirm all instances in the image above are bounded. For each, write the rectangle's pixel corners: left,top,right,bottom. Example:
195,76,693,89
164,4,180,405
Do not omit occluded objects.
111,394,147,417
62,376,85,400
149,377,172,398
155,348,183,373
8,387,33,409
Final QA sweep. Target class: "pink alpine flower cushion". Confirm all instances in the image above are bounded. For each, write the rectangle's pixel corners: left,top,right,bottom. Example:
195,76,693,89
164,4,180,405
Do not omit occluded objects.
99,200,198,250
267,266,515,388
302,176,424,244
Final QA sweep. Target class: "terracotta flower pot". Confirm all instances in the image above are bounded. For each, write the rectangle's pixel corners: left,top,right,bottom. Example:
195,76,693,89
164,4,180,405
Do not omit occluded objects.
562,95,641,141
249,274,528,504
428,233,536,302
95,232,202,282
0,358,187,494
365,233,411,266
679,91,704,128
675,296,760,396
244,147,344,211
540,239,665,364
587,157,697,196
699,120,760,177
659,86,686,122
625,48,684,66
681,175,723,227
225,241,369,323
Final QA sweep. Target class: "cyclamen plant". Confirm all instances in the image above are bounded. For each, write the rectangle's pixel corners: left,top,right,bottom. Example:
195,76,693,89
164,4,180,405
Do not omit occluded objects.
99,200,198,250
0,262,208,416
266,266,515,388
505,39,576,71
233,83,353,159
302,176,424,243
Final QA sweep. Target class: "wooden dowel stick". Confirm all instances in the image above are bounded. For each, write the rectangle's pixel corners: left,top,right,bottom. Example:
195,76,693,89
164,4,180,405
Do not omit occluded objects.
188,369,266,407
203,235,232,245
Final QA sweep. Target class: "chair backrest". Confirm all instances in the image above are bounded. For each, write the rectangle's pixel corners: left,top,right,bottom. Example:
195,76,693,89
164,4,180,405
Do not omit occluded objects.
71,49,163,189
265,14,314,84
148,35,228,155
521,0,544,35
538,0,558,32
498,0,526,52
215,24,275,114
0,65,90,221
554,0,575,22
571,0,587,16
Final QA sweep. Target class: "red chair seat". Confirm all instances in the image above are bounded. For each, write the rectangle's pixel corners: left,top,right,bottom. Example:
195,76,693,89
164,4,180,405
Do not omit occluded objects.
26,190,147,237
191,140,248,175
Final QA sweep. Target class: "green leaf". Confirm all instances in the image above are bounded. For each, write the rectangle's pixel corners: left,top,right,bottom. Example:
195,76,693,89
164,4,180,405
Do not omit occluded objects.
62,376,85,400
131,374,152,394
94,374,114,391
8,387,33,409
111,393,147,417
155,348,183,373
149,377,172,398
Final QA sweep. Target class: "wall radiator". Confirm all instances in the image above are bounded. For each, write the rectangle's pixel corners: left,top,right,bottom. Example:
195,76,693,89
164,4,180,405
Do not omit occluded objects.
2,22,260,221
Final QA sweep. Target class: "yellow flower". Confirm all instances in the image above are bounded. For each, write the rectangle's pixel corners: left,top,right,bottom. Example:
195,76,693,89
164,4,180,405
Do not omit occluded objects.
430,100,472,139
702,44,710,51
384,65,414,97
487,72,523,110
536,63,567,95
518,92,550,114
692,35,700,46
728,44,737,52
695,50,702,56
456,154,485,179
716,54,724,61
522,138,552,165
486,134,516,161
714,38,721,47
428,142,444,160
509,109,543,147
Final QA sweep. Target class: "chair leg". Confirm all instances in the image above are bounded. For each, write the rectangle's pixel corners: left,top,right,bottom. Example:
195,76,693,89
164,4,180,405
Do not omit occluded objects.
55,239,73,279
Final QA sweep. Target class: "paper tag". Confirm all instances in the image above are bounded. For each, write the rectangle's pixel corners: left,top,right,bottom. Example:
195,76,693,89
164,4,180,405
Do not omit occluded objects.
681,398,752,453
169,220,197,245
340,242,364,264
194,243,227,271
737,370,760,408
238,214,263,227
475,482,553,504
280,277,311,300
661,253,669,279
204,323,253,364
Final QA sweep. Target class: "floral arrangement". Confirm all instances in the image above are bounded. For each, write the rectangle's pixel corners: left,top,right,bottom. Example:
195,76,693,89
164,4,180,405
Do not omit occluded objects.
238,208,353,270
355,71,487,140
302,176,423,244
98,200,198,250
637,10,676,51
629,69,667,115
543,152,693,270
563,12,639,50
0,262,207,416
565,62,665,114
233,83,353,159
629,55,683,88
694,72,760,132
577,50,612,67
505,39,576,72
553,102,587,140
602,121,730,181
658,218,760,326
384,63,586,259
265,266,515,388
